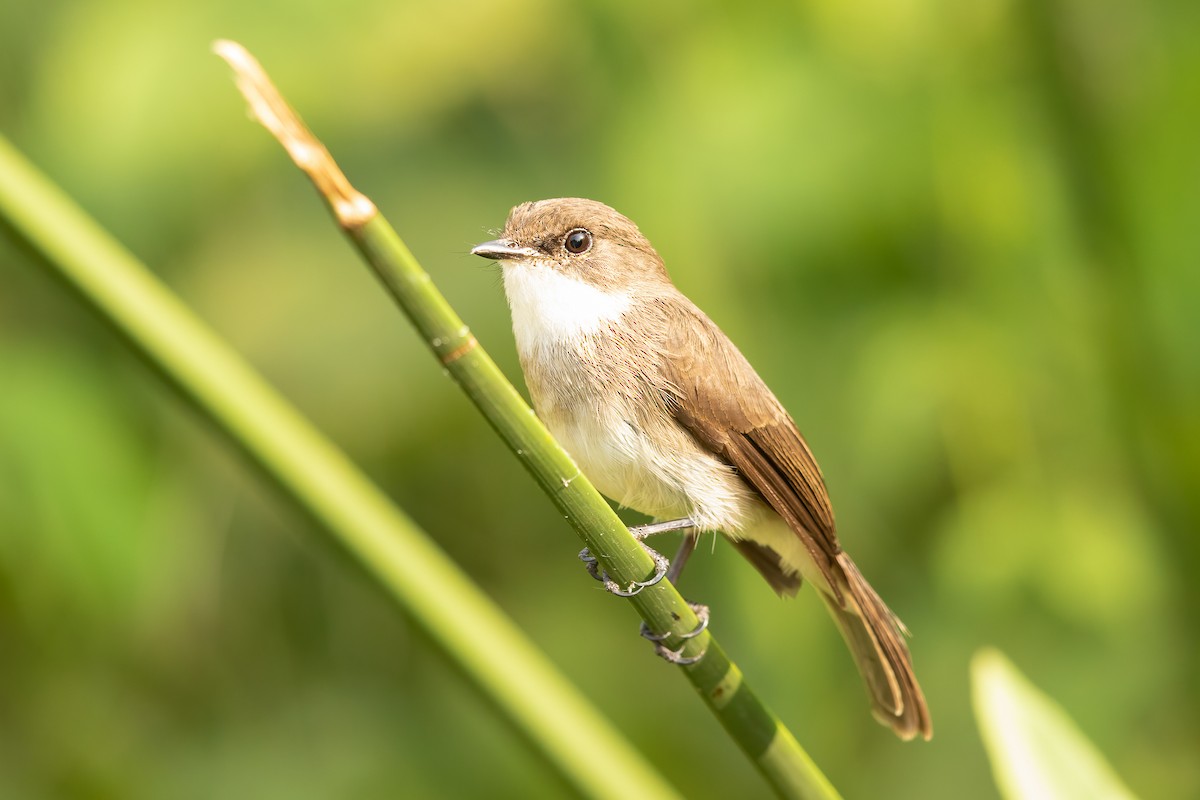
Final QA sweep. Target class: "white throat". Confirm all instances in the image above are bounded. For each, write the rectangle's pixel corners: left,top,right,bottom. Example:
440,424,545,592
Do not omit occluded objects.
502,263,632,357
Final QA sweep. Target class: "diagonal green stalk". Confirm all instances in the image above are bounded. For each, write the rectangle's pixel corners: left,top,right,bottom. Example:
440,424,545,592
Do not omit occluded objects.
211,41,840,800
359,207,841,800
348,182,840,800
0,135,680,800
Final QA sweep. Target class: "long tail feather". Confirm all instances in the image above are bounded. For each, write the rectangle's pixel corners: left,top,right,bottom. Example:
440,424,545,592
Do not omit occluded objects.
821,553,932,741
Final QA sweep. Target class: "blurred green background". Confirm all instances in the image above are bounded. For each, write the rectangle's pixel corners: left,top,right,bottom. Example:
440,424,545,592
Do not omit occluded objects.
2,0,1198,797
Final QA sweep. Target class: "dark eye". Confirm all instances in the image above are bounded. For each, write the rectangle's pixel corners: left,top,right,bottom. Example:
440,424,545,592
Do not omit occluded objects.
564,228,593,254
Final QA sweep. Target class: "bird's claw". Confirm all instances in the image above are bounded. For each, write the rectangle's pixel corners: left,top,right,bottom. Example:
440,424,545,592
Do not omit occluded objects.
604,546,669,596
651,643,707,665
579,543,669,597
578,548,603,582
640,602,710,664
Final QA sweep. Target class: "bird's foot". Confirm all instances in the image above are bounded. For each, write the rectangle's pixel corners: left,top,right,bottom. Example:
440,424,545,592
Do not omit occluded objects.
577,517,695,596
641,602,710,665
578,541,669,596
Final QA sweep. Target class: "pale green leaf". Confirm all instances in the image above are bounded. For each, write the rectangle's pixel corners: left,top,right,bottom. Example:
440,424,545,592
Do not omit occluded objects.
972,648,1138,800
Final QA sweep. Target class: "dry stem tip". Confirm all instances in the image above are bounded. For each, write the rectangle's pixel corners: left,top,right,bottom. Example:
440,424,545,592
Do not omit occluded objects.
212,39,376,228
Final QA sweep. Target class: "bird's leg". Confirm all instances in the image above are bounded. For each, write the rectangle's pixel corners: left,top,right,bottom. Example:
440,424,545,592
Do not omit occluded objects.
637,533,710,663
579,518,711,663
666,531,698,584
629,517,700,538
578,517,697,596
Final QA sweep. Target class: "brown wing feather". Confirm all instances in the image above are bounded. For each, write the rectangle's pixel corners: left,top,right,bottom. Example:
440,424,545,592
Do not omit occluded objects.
655,299,842,596
655,295,932,741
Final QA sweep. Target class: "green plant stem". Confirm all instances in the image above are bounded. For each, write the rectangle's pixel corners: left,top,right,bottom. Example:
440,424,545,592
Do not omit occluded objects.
350,206,841,800
225,35,840,796
214,40,841,799
0,134,681,800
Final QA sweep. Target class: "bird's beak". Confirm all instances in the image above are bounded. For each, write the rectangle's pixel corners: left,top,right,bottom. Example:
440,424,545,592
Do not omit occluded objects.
471,239,536,260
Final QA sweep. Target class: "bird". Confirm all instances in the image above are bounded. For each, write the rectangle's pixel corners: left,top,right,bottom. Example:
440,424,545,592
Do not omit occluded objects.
471,197,931,741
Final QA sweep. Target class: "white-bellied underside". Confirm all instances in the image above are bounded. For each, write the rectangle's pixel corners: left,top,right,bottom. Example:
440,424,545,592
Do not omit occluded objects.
501,260,822,590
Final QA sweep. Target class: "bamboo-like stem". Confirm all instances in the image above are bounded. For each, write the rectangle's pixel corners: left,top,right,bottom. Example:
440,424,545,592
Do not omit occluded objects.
0,135,681,800
212,40,840,800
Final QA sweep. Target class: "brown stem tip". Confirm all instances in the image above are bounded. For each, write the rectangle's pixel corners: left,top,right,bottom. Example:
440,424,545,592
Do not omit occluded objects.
212,39,376,229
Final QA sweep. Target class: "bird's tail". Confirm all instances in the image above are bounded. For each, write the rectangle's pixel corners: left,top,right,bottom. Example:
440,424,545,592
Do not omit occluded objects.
820,552,932,741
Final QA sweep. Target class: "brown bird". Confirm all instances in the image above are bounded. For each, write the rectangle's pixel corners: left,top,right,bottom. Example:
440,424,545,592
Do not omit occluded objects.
472,198,931,740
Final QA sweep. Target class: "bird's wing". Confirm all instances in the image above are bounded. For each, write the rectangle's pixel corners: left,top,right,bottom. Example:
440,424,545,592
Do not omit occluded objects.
652,294,931,739
654,296,843,597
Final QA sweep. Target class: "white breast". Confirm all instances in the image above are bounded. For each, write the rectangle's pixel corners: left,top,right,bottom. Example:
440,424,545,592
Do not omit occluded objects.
500,260,757,532
501,263,632,356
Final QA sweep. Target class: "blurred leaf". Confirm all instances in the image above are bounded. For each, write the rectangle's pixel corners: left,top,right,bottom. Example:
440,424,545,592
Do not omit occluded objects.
972,648,1137,800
